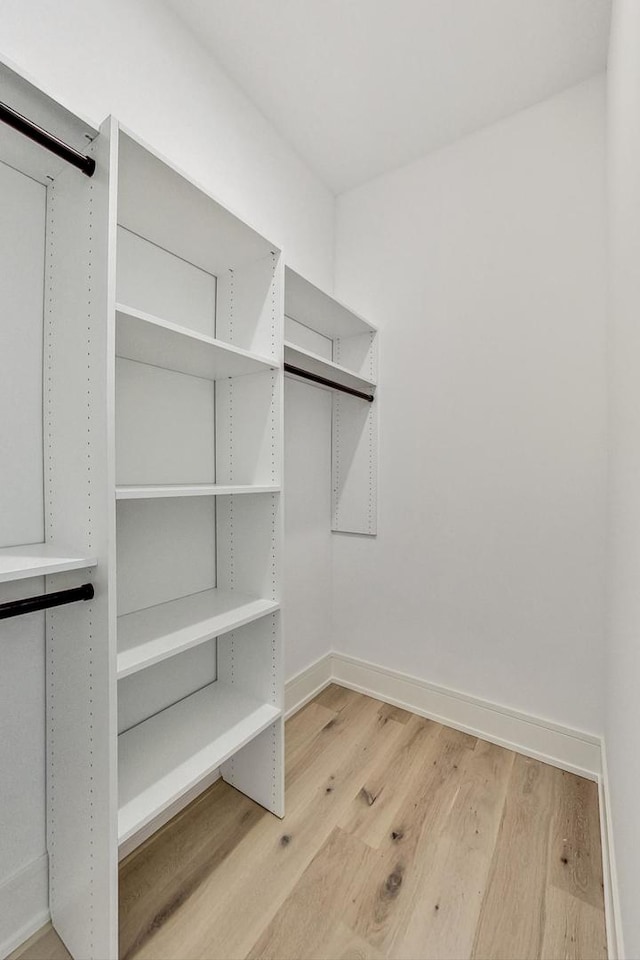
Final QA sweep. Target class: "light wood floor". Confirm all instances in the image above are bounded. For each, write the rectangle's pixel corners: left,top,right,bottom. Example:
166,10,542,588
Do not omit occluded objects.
15,685,607,960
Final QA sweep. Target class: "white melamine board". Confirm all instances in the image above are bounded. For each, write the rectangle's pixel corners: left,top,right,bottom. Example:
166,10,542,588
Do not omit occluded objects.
284,316,332,359
0,544,96,583
216,251,281,358
118,681,281,843
216,371,281,487
0,578,46,883
284,343,376,395
117,588,279,678
334,331,378,381
116,484,280,500
118,130,277,277
116,498,215,616
115,304,276,381
217,612,282,706
220,719,284,817
0,162,46,548
44,119,118,960
117,641,216,734
0,61,97,186
285,267,375,339
116,358,215,485
332,392,378,536
116,227,216,337
217,493,281,599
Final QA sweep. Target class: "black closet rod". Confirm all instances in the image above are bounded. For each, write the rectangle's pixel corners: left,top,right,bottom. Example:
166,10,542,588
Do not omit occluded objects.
284,363,375,402
0,583,94,621
0,101,96,177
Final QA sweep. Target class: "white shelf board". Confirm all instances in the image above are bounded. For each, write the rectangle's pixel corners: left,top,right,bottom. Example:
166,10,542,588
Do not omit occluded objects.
117,588,280,678
118,681,281,843
116,483,280,500
0,544,97,584
116,304,277,381
284,342,376,396
285,267,376,339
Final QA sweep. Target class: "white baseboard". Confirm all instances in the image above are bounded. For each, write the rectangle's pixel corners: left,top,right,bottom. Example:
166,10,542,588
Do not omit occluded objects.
285,654,333,718
0,855,49,960
599,741,625,960
286,652,601,779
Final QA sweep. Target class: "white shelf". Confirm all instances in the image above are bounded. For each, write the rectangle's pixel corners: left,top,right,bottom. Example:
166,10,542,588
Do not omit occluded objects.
285,267,376,339
116,304,277,381
0,544,97,584
118,681,281,843
284,342,376,396
116,483,280,500
117,588,279,678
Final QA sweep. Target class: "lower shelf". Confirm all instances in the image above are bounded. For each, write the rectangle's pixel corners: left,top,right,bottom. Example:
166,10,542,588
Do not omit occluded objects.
118,681,281,844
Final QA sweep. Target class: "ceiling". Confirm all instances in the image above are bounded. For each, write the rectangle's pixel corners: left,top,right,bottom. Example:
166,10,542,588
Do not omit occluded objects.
167,0,611,194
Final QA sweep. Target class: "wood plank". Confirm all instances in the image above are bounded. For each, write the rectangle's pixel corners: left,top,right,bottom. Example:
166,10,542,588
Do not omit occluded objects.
471,753,558,960
247,827,371,960
391,739,516,959
7,925,71,960
343,725,478,953
339,714,438,848
119,779,263,960
377,702,414,725
541,887,607,960
547,769,605,910
284,700,338,768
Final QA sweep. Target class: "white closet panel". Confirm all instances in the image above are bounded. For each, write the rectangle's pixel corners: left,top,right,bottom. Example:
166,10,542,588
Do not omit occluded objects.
116,226,216,336
0,162,46,547
115,358,215,485
116,498,216,616
117,640,217,734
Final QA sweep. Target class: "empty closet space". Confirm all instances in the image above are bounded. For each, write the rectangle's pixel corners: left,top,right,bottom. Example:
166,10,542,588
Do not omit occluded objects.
1,3,625,959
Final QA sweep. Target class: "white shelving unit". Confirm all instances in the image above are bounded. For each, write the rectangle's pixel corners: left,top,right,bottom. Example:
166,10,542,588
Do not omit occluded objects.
284,266,378,535
0,66,285,957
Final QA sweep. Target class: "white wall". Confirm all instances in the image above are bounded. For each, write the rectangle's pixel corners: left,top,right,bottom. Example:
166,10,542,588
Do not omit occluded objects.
0,0,334,290
605,1,640,955
284,379,333,679
333,76,607,735
0,3,335,951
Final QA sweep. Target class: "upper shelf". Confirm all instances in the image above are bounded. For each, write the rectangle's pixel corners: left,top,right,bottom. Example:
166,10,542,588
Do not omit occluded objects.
284,267,376,340
284,342,376,397
0,544,97,584
115,304,277,381
118,128,279,276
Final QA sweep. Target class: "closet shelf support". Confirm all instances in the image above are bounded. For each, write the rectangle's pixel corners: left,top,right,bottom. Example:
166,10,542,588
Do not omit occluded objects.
284,362,375,402
0,583,95,620
0,100,96,177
